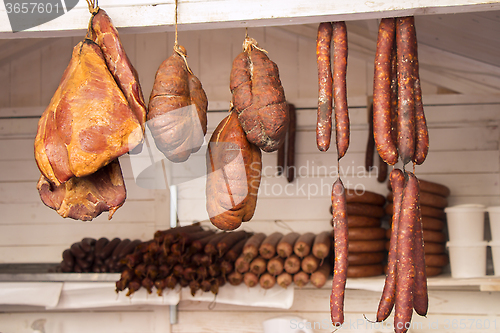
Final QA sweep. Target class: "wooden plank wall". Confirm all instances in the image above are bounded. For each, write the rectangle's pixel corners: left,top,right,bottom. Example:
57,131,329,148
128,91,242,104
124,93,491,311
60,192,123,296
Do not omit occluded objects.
1,25,500,333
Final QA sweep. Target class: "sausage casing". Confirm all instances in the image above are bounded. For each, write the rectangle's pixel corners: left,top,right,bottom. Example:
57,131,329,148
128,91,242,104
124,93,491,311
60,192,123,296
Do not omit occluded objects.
316,22,334,152
332,22,349,160
377,168,405,322
396,17,417,165
330,178,348,326
373,18,398,165
394,171,418,333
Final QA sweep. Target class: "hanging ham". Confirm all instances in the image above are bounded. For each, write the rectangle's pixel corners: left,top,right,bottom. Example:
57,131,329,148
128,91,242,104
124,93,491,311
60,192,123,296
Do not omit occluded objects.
34,39,143,186
37,159,126,221
148,45,208,162
230,37,289,152
89,8,147,132
206,112,262,230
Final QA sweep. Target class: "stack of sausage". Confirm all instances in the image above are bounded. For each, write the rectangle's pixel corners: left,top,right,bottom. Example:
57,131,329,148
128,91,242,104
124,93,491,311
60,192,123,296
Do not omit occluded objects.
329,189,388,278
385,178,450,276
52,237,141,273
229,231,333,289
115,225,251,297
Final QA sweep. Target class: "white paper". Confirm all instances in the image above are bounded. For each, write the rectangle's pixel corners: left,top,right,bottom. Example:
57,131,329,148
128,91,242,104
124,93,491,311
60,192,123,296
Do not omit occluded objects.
0,282,62,307
48,282,180,309
181,283,294,309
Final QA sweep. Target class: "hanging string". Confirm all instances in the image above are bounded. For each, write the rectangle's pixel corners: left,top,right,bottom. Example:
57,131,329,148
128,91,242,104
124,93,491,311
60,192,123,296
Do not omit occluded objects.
84,0,98,40
174,0,179,48
85,0,98,14
172,0,193,74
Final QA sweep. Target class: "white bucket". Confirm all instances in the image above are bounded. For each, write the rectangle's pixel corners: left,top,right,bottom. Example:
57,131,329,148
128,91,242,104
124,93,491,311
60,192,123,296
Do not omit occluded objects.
446,241,488,278
486,206,500,242
444,204,485,242
489,241,500,276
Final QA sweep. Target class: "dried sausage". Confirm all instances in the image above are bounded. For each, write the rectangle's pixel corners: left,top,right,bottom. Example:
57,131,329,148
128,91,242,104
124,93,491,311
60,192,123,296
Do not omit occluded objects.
331,178,348,326
394,171,418,333
377,168,405,322
373,18,398,165
316,22,334,152
396,17,416,165
333,22,349,159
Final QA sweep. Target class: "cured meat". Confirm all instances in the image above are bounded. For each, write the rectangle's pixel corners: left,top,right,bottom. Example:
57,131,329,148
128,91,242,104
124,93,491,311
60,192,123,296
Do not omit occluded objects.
89,8,147,132
332,21,349,160
373,18,398,165
230,37,289,152
34,39,143,185
206,112,262,230
37,159,126,221
316,22,334,152
148,45,208,162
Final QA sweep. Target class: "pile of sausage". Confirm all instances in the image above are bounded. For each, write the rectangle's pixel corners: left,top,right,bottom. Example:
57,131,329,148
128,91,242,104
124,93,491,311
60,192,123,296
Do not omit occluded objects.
115,225,252,297
52,237,141,274
228,231,332,289
330,190,388,277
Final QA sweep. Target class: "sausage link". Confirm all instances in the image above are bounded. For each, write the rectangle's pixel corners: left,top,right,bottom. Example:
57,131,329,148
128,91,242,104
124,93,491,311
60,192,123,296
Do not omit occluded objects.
316,22,334,152
377,168,405,322
413,178,428,316
377,153,388,183
330,178,348,326
286,104,296,183
277,137,286,176
373,18,398,165
365,103,375,171
394,171,418,333
412,28,429,165
396,17,417,165
390,35,399,147
332,22,349,160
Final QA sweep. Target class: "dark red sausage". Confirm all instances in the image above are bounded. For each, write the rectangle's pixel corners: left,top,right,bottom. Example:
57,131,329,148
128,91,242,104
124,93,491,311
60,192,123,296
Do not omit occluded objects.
316,22,334,152
365,103,375,172
373,18,398,165
396,17,417,165
330,178,348,326
332,21,349,160
394,171,418,333
413,177,428,317
377,168,405,322
412,26,429,165
286,103,296,183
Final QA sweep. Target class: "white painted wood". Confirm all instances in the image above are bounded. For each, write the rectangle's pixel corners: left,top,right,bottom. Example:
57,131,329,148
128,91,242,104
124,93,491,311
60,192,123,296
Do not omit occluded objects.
2,0,500,38
0,222,154,246
10,48,41,107
0,311,156,333
0,62,10,108
0,200,155,224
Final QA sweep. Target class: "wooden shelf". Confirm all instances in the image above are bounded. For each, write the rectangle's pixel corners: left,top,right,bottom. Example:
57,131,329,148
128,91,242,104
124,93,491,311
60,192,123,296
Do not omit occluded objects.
2,0,500,38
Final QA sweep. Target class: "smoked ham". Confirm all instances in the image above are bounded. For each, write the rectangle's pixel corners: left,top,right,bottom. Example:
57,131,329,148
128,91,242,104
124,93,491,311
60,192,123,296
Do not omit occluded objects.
89,8,147,132
37,159,126,221
206,112,262,230
230,37,289,152
148,46,208,162
34,39,143,186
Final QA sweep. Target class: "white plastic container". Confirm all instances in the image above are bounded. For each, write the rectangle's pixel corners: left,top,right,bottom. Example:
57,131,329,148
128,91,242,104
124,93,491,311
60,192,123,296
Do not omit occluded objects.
489,241,500,276
446,241,488,278
444,204,486,242
486,206,500,242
